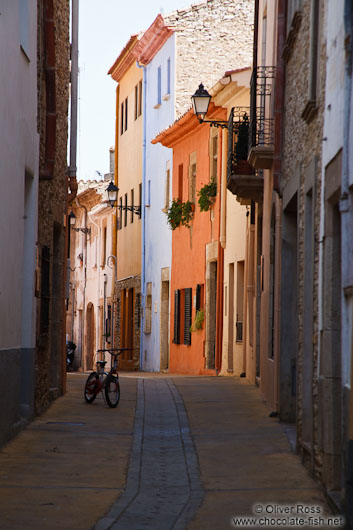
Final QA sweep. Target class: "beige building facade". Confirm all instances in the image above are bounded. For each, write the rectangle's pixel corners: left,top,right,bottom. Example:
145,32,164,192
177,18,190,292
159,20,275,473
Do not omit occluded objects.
67,179,116,371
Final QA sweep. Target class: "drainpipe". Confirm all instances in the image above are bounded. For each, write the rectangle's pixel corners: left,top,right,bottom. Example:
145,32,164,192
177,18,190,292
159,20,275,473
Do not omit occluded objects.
75,197,88,369
137,61,147,371
68,0,79,204
343,1,353,521
274,195,282,413
111,85,119,351
215,131,224,373
274,0,286,195
103,273,108,354
88,211,101,364
220,128,227,249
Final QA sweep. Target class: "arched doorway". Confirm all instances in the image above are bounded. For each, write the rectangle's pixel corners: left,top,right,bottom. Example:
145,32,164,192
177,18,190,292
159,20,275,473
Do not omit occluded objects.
86,303,95,370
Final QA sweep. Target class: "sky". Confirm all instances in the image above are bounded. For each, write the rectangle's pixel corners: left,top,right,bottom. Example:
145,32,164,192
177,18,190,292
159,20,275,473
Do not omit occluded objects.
78,0,193,181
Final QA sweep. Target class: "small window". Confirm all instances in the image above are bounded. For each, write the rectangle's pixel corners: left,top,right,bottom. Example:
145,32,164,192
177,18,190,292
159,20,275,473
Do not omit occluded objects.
157,66,161,105
120,102,124,135
124,193,128,227
118,197,123,229
138,80,143,117
139,183,142,219
131,188,134,224
101,226,107,267
124,97,128,131
164,168,170,211
178,164,183,202
173,289,180,344
144,282,152,333
147,180,151,206
134,85,138,120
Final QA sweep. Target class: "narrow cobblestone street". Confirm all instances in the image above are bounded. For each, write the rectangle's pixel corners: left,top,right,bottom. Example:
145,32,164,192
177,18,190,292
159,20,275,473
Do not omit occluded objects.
0,374,331,530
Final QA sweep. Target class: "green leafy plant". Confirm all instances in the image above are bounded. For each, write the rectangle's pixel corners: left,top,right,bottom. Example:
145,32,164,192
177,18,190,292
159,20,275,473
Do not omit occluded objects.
166,199,183,230
190,309,204,332
166,199,194,230
181,200,194,228
197,178,217,212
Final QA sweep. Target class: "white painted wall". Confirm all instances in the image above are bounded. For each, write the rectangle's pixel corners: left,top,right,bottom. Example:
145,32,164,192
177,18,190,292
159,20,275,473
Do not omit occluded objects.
0,1,39,350
142,34,175,371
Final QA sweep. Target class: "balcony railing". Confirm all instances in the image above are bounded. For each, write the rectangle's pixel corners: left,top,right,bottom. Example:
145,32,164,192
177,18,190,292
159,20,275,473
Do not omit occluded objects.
248,66,276,170
227,107,263,202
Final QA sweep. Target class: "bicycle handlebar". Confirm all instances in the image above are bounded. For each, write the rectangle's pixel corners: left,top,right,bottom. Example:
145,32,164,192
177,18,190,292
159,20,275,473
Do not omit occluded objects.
96,348,133,355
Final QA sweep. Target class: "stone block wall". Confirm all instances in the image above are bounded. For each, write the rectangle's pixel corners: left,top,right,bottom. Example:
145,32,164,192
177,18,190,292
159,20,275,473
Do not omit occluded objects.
281,0,327,481
164,0,254,118
35,0,70,415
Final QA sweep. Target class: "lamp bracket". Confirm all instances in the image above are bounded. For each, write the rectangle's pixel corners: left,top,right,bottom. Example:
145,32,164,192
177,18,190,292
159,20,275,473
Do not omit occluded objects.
116,205,141,215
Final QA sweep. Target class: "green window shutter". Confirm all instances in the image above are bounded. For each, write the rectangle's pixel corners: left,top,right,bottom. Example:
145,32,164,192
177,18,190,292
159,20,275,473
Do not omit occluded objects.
173,290,180,344
184,288,192,346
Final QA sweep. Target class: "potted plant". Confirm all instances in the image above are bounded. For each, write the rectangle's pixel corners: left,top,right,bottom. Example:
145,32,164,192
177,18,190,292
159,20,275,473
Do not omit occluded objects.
234,113,254,175
165,199,194,229
166,198,183,230
181,201,194,228
190,309,204,332
197,178,217,212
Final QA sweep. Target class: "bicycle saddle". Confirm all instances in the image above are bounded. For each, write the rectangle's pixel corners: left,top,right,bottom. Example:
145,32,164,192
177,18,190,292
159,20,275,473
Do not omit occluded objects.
96,360,107,366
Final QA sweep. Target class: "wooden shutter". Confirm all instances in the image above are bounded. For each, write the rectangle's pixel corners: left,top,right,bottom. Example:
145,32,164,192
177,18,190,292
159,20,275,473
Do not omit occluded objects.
184,288,192,345
173,290,180,344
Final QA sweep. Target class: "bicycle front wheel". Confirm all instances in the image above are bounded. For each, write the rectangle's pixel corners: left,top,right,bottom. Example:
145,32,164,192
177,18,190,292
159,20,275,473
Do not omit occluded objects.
84,372,99,403
105,374,120,408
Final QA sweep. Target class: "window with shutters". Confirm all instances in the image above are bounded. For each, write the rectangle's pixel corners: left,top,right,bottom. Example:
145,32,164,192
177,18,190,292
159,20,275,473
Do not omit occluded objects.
184,288,192,345
173,289,180,344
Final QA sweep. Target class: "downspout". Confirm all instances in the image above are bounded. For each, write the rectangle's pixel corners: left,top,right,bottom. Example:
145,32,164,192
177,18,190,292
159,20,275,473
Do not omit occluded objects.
63,0,79,392
215,130,224,373
111,85,119,350
274,195,282,413
273,0,286,413
343,1,353,521
68,0,79,204
75,197,88,369
137,61,147,371
88,211,101,364
274,0,286,195
220,128,227,249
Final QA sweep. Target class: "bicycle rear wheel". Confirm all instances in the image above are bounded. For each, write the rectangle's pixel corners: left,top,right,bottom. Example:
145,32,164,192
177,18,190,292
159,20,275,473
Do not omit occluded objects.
84,372,99,403
105,374,120,408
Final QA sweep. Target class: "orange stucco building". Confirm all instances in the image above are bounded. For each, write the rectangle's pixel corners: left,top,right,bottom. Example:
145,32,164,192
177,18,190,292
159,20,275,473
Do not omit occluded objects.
154,105,226,375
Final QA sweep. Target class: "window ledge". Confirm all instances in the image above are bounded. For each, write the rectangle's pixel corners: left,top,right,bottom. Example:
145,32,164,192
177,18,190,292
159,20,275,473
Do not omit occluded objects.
282,11,302,63
162,93,170,101
301,100,317,124
153,103,161,109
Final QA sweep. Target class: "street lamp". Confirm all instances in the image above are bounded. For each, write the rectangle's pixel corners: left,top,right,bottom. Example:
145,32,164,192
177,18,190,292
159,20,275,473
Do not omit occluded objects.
106,181,119,208
106,181,141,216
69,211,91,235
191,83,228,128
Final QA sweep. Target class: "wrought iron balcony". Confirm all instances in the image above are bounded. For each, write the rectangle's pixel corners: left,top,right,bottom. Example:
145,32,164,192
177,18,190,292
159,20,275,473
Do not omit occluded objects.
227,107,263,202
248,66,276,170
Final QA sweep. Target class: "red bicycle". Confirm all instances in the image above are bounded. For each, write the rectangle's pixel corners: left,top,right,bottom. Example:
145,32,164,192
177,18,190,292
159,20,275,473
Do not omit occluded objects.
84,348,130,408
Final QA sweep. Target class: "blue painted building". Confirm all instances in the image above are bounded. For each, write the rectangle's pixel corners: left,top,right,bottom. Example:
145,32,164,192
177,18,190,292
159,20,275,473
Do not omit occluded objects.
140,23,175,371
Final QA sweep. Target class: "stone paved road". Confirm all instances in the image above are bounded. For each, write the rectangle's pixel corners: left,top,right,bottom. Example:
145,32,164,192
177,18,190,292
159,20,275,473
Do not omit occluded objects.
95,378,204,530
0,373,335,530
